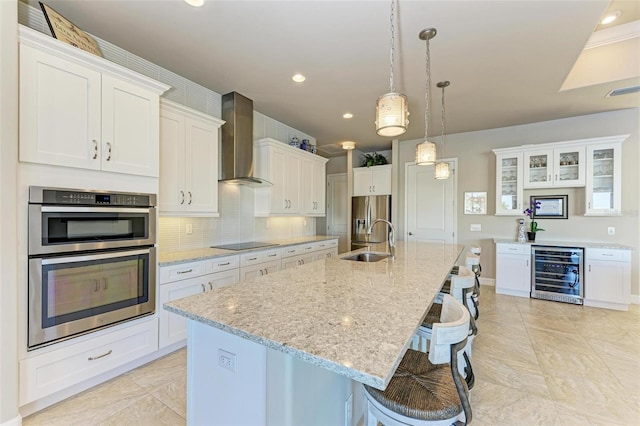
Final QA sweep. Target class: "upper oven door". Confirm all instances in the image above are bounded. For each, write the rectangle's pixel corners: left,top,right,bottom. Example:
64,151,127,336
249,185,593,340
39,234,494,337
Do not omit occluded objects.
29,205,157,255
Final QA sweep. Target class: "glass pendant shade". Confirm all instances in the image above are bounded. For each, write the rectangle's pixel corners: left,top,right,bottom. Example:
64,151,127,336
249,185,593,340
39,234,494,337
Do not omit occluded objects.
415,140,436,165
434,161,451,179
376,92,409,137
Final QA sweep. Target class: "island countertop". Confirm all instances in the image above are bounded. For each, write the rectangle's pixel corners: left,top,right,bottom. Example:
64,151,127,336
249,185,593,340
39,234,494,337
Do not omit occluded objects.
164,241,464,390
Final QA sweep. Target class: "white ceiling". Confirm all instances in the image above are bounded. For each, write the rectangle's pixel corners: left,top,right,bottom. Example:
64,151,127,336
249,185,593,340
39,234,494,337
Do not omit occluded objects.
36,0,639,155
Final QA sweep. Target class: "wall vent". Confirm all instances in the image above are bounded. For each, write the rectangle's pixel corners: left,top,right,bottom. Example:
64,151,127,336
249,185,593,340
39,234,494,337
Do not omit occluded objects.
606,85,640,97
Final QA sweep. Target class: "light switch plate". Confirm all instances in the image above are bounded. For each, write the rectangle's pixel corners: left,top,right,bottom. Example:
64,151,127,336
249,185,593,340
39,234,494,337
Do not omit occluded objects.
470,224,481,232
608,227,615,235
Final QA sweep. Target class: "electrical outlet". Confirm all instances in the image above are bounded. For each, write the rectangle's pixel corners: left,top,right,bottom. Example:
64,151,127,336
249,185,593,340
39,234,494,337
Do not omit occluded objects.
470,224,481,232
185,223,193,235
344,393,353,426
608,227,615,236
218,349,236,372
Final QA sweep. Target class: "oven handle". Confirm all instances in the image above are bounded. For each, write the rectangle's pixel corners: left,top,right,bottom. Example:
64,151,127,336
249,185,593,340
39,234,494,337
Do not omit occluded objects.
40,206,153,214
40,248,153,265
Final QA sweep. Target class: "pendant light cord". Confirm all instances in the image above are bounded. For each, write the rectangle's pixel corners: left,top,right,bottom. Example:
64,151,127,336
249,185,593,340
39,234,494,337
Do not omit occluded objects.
424,36,431,141
441,83,446,157
389,0,396,93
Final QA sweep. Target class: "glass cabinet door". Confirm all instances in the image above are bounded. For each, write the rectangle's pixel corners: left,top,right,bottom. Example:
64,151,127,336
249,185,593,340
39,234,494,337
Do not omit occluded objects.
554,147,585,187
496,153,523,215
524,150,552,188
585,143,621,215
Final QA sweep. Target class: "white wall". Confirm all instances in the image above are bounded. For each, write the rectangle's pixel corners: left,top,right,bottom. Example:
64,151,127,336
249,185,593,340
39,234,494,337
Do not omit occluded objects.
0,1,19,425
396,109,640,295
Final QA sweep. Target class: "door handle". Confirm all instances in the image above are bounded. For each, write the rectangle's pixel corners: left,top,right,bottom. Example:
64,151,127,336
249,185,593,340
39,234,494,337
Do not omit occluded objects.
201,283,206,292
188,191,192,205
208,282,213,290
106,142,112,161
408,232,413,236
88,349,112,361
92,140,98,159
180,191,185,205
263,268,268,275
102,277,108,290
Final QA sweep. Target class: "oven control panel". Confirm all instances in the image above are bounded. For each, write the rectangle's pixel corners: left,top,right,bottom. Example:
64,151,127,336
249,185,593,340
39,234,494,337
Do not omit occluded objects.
30,187,156,207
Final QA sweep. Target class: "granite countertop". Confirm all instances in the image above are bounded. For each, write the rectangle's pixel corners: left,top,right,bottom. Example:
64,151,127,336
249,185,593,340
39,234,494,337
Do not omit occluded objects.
164,241,464,390
159,235,339,266
493,238,633,250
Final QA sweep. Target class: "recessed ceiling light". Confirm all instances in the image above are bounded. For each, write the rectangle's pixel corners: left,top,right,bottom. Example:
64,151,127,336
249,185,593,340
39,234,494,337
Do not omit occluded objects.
184,0,204,7
601,10,622,25
341,141,356,150
343,113,354,119
292,73,306,83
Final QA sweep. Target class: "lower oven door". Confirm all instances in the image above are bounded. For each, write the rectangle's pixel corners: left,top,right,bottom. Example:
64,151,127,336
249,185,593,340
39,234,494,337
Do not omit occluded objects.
28,247,156,349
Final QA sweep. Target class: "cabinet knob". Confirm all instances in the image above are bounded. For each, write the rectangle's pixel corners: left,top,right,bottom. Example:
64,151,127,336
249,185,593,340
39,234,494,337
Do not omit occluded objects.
408,232,413,236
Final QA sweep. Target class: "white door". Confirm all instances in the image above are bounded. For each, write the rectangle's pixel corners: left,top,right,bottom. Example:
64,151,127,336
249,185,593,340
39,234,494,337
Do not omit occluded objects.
405,161,457,244
326,174,348,253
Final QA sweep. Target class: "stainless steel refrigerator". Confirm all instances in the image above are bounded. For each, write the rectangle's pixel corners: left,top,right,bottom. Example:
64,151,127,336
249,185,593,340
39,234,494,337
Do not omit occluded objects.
351,195,391,251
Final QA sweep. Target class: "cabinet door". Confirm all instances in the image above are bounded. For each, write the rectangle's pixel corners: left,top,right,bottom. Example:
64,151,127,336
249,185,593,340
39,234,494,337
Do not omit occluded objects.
210,269,240,289
101,75,160,177
585,258,629,306
553,147,585,187
240,261,280,281
371,166,392,194
159,109,187,212
495,246,531,297
159,276,208,348
284,154,302,212
185,117,219,213
314,161,327,215
20,44,101,170
524,150,553,188
495,153,523,215
268,147,288,213
353,169,372,196
585,143,621,216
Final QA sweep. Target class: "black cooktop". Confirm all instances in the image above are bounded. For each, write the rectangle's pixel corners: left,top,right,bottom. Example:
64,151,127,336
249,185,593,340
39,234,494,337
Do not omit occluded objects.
211,242,279,251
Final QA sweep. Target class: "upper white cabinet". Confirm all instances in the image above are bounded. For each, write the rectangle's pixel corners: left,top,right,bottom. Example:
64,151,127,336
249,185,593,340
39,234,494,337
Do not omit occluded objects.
159,100,224,216
19,26,169,177
495,153,523,215
523,146,585,188
494,135,628,216
585,140,622,216
353,164,392,196
254,138,327,217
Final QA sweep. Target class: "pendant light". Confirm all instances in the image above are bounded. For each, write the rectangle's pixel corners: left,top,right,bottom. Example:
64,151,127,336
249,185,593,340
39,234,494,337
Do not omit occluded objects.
415,28,437,165
375,0,409,137
434,80,451,179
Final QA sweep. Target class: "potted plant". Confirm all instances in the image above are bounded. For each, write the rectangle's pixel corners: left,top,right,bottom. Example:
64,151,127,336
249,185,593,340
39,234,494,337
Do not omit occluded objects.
523,200,545,242
361,152,388,167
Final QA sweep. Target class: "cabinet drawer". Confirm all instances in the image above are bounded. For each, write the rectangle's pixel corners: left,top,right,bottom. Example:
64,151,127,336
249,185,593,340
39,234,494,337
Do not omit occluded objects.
300,243,316,253
20,318,158,404
209,255,239,273
586,248,628,262
496,243,530,255
160,260,208,284
281,245,302,258
240,249,281,267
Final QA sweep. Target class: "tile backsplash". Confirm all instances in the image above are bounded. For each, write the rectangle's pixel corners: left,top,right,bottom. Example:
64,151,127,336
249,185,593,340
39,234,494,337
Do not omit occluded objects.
159,184,316,251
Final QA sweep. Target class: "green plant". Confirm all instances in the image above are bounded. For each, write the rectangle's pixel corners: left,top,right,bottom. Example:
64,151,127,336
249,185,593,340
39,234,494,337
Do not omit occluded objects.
361,152,388,167
524,200,545,233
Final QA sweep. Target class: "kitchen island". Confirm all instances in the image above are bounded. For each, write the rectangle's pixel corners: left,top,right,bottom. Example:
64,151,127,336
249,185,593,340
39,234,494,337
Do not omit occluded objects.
165,241,464,425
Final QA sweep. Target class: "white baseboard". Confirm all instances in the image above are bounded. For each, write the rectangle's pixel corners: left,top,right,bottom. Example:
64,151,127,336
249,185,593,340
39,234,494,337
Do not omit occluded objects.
1,415,22,426
631,294,639,305
479,277,495,287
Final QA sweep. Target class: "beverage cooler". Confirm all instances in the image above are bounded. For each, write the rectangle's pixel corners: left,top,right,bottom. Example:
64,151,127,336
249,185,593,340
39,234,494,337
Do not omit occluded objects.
531,246,584,305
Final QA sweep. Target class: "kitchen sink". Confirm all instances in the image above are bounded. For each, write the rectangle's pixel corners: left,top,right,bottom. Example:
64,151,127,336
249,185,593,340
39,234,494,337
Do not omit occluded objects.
340,252,390,262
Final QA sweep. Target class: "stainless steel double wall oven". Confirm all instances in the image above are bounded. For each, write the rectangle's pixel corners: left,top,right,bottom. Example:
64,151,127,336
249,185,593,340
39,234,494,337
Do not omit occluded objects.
28,187,157,349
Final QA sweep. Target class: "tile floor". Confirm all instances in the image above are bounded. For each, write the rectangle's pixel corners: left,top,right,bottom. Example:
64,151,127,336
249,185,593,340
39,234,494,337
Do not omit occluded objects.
23,287,640,425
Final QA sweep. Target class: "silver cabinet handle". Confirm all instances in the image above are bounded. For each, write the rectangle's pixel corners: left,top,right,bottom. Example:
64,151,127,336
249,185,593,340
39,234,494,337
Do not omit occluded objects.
248,257,257,261
259,269,264,276
201,283,206,292
268,253,277,257
208,282,213,290
92,140,98,159
106,142,112,161
188,191,192,205
555,174,558,181
588,202,591,209
263,268,268,275
372,185,375,192
548,174,551,182
103,277,108,290
589,264,592,272
218,262,231,266
301,259,305,265
180,191,185,205
526,259,529,267
177,268,193,274
88,349,112,361
93,279,100,292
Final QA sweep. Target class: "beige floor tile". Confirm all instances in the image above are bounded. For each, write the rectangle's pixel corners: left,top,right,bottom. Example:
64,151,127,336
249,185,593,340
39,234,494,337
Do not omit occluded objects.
526,327,593,354
472,355,550,399
520,311,580,334
151,373,187,419
96,394,185,426
22,376,147,426
534,347,611,378
125,348,187,392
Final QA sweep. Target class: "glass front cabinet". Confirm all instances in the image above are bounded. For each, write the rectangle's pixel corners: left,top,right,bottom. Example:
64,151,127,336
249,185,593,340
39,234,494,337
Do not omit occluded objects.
495,152,523,215
523,146,585,188
585,141,622,216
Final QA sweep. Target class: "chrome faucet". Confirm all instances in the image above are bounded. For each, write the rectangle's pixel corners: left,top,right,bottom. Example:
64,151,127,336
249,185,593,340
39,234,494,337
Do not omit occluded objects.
367,219,396,259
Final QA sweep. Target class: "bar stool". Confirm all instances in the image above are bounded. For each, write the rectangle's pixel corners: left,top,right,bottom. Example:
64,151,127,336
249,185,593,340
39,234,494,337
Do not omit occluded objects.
363,294,472,426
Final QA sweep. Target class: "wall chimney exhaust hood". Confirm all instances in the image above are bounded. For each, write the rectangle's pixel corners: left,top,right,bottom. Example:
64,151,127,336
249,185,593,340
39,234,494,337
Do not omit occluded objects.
219,92,272,187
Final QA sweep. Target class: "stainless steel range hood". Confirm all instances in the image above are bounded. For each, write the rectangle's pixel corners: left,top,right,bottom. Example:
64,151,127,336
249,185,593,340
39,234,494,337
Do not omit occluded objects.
220,92,271,187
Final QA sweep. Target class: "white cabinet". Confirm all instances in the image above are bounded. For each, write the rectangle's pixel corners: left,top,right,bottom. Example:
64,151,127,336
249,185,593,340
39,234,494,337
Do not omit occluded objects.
495,243,531,297
159,100,224,215
584,248,631,311
239,248,281,280
585,141,622,216
255,138,302,215
301,157,328,216
19,28,168,177
312,240,339,261
523,146,585,188
20,318,158,405
159,257,239,349
353,165,392,196
282,253,316,270
494,153,523,215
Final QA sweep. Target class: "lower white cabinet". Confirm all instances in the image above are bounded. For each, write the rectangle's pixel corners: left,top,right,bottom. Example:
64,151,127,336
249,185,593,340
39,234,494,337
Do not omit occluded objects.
20,318,158,405
240,260,281,280
282,253,316,270
495,243,531,297
584,248,631,310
